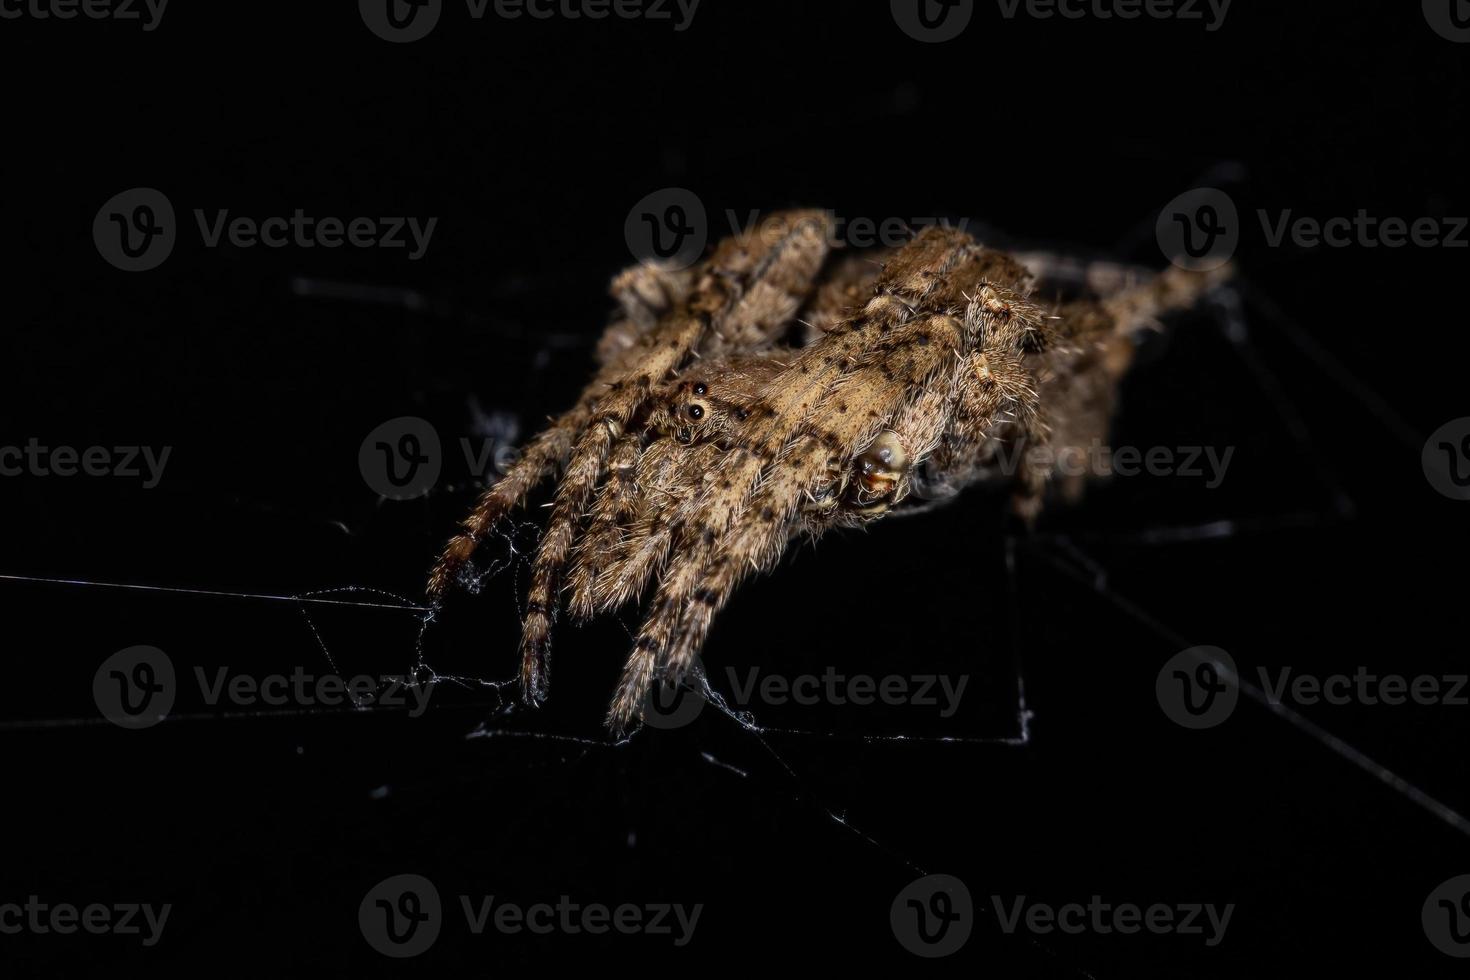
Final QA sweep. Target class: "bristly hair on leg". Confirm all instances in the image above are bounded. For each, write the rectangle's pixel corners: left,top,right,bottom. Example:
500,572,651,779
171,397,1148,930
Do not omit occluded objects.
427,211,1231,733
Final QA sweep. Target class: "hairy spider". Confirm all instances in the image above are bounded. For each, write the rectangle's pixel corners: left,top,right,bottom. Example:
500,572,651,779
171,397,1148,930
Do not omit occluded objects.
428,210,1227,733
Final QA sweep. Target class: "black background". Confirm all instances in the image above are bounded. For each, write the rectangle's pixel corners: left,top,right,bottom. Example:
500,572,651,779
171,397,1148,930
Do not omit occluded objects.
2,1,1468,975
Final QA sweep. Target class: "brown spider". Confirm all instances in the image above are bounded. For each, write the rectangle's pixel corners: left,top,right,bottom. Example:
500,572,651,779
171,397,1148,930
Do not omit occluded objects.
427,210,1227,734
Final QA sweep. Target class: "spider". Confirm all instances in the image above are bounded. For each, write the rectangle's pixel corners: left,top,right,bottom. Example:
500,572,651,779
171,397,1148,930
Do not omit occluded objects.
427,210,1227,734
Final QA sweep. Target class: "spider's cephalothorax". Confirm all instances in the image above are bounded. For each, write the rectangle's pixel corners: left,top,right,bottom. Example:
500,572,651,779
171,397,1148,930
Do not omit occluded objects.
428,211,1227,733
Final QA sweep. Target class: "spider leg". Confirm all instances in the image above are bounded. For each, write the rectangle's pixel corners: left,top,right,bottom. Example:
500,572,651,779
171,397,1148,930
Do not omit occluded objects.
590,227,990,615
563,429,644,622
915,266,1227,513
605,245,1060,730
607,309,968,732
795,249,893,344
572,252,898,613
567,353,791,618
426,264,692,599
517,210,834,702
599,242,1225,728
595,264,697,365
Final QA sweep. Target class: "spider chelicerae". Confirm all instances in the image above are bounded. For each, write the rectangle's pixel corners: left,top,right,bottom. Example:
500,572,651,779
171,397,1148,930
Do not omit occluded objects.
427,210,1227,733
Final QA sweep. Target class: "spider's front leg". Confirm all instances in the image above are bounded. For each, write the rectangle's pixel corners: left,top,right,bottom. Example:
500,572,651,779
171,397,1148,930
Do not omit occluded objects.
425,263,694,599
515,210,834,703
602,228,1024,733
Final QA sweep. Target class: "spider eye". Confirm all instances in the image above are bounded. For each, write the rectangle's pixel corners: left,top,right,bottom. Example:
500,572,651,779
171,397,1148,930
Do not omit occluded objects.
687,404,704,420
692,383,707,396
